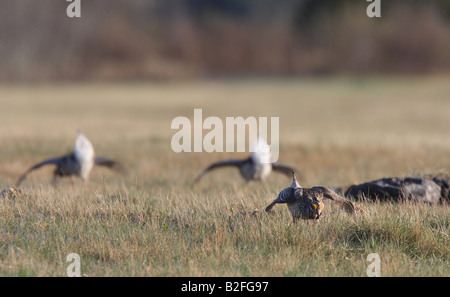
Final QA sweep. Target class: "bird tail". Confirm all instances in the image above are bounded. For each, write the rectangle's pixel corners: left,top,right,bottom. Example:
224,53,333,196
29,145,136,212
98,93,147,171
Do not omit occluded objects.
290,170,300,188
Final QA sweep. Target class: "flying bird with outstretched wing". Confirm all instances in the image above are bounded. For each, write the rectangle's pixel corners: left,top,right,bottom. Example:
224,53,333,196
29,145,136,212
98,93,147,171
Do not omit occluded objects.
194,138,302,184
16,130,125,186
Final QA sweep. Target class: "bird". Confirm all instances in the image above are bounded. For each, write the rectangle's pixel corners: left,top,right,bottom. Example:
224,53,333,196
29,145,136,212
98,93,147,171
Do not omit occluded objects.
194,138,301,184
16,130,125,186
265,170,356,222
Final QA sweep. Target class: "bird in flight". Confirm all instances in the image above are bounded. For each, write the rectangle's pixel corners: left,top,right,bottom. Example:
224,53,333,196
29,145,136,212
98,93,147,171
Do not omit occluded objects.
194,138,301,184
16,130,125,186
265,171,356,222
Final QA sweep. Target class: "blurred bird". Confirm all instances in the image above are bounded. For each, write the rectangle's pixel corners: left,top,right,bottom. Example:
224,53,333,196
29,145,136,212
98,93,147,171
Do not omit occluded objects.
194,138,301,184
265,171,356,222
16,130,125,186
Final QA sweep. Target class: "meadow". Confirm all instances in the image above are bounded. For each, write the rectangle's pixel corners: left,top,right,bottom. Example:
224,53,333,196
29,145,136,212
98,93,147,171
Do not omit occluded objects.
0,77,449,276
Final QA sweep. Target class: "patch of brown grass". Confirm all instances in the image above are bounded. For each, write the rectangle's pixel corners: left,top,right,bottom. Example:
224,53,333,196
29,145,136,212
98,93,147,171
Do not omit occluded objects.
0,77,449,276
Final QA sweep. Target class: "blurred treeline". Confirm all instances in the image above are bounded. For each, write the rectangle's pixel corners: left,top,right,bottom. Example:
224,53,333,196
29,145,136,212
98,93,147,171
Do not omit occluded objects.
1,0,449,82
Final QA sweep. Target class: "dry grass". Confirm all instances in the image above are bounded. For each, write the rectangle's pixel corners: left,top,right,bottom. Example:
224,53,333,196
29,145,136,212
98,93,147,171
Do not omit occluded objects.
0,77,449,276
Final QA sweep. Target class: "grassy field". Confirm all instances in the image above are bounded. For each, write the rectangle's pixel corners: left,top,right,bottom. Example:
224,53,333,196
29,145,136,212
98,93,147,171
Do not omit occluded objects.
0,77,449,276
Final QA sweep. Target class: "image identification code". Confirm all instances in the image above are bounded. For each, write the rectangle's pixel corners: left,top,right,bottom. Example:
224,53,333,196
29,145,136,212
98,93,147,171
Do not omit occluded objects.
181,281,269,294
225,282,269,292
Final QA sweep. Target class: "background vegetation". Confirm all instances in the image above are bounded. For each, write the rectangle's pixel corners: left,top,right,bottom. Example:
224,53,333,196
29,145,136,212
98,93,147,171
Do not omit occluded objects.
0,0,449,81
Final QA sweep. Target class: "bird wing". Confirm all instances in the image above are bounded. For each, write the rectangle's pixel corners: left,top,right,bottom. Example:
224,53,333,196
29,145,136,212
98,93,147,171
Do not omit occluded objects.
94,156,126,173
194,159,245,183
265,187,299,212
271,162,296,176
271,162,305,182
313,186,355,214
16,156,65,186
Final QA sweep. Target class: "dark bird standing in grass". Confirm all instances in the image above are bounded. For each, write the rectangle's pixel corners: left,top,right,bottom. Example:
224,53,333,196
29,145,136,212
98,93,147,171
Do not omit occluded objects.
194,138,301,184
266,171,357,222
16,131,125,186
